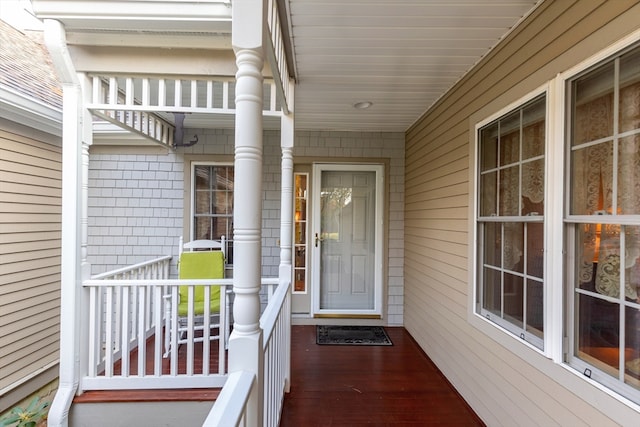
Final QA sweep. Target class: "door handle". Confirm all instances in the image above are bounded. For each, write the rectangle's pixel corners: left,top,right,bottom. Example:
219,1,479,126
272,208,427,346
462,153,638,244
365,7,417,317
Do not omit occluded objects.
315,232,324,247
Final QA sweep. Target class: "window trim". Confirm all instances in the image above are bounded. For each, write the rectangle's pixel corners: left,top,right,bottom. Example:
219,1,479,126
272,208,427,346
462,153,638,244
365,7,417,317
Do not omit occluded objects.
186,159,234,258
466,27,640,417
471,84,551,356
561,40,640,406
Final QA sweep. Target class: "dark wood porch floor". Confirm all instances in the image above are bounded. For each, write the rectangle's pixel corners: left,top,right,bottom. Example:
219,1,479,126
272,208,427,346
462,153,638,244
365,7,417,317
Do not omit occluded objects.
280,325,484,427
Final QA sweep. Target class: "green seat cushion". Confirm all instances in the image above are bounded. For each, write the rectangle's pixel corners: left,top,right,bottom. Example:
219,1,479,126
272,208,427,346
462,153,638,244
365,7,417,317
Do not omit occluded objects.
178,251,224,316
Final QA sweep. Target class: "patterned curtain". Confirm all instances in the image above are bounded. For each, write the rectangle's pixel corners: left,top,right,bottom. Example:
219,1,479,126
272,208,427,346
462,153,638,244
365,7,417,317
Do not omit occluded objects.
575,82,640,299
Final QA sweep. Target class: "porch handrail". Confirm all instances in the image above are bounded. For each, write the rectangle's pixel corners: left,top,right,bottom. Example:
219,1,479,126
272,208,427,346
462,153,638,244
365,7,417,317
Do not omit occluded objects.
260,278,291,427
202,370,256,427
81,269,281,392
203,277,291,427
90,255,172,280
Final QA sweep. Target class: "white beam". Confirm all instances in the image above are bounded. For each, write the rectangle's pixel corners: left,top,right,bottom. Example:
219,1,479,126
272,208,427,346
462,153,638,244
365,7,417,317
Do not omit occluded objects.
31,0,232,32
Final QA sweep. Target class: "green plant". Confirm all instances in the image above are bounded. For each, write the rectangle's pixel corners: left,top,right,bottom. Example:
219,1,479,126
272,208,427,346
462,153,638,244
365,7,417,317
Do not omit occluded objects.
0,397,49,427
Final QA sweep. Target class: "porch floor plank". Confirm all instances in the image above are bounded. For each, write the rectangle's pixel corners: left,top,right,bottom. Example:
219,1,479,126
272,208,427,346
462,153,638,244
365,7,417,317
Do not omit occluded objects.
281,325,485,426
73,388,220,403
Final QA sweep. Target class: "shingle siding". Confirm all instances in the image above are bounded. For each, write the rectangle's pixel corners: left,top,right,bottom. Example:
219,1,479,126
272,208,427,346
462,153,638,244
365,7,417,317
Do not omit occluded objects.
89,129,405,325
88,150,184,273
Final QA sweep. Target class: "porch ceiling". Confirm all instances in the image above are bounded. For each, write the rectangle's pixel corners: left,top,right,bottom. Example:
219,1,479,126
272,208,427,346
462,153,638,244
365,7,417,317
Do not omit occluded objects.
29,0,541,134
286,0,540,132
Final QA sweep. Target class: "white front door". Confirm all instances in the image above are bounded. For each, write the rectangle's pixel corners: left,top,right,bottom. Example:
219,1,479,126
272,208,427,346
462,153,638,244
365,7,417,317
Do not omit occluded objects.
311,164,383,317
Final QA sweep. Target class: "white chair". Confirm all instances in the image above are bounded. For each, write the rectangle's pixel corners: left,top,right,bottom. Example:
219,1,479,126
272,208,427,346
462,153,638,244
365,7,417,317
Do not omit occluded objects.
163,236,229,358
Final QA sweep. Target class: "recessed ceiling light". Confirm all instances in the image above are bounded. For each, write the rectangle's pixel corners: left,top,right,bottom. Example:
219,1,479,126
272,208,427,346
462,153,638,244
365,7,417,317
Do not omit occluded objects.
353,101,373,109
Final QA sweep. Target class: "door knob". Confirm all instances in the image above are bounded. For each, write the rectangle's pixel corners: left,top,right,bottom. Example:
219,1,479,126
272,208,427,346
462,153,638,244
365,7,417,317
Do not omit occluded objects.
315,232,324,247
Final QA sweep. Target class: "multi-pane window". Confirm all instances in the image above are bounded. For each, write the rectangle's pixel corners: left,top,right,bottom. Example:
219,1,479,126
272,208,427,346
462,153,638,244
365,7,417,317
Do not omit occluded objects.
193,164,234,263
477,94,546,350
566,44,640,402
293,173,308,293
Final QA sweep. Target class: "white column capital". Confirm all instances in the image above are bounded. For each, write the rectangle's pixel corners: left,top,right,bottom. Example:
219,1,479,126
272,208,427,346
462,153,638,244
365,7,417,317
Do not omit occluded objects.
232,0,265,51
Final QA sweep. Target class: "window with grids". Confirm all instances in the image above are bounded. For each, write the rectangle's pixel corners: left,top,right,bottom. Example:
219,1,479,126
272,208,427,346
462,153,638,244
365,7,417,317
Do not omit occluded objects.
565,44,640,403
476,94,546,350
193,164,234,263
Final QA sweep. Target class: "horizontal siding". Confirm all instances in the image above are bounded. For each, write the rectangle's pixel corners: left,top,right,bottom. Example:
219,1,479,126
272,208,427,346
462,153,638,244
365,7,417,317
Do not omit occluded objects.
404,0,640,426
0,127,61,398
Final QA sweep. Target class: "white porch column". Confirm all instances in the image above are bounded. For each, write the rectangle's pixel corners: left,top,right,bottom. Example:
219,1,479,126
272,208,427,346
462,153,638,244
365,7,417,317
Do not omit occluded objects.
230,1,265,426
279,84,294,393
43,19,92,427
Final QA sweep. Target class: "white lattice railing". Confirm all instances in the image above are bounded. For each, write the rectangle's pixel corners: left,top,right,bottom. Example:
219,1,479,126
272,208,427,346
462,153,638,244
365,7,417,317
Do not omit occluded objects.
203,278,291,427
82,257,280,391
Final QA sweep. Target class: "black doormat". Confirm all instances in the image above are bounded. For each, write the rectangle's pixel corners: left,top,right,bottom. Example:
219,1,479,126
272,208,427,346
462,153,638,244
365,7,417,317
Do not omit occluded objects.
316,325,393,346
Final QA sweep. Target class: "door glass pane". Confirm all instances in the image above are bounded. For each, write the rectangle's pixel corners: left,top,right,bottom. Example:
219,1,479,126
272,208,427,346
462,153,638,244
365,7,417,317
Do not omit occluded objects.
319,170,376,310
294,173,308,293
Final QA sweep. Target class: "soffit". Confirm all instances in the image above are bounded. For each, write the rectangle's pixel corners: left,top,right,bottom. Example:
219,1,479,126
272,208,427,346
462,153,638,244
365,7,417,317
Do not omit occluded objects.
28,0,541,134
287,0,540,132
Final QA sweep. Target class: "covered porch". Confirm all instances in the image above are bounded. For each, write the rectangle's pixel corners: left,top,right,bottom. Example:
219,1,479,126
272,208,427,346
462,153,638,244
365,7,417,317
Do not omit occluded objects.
70,325,484,426
31,0,295,425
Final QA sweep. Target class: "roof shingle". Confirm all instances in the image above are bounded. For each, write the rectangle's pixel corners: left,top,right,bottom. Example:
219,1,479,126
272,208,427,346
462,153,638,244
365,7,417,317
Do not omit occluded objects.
0,19,62,109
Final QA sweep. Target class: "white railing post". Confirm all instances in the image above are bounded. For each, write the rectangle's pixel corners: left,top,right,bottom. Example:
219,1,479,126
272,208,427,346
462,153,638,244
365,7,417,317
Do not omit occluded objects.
231,1,266,426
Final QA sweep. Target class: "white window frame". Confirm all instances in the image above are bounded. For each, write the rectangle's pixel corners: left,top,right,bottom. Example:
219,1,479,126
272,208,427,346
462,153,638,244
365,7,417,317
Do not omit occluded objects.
468,29,640,415
561,39,640,406
472,85,551,355
190,161,234,261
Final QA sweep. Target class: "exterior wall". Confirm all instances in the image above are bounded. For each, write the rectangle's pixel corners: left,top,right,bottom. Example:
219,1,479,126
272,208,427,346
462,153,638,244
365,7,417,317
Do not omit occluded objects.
294,130,405,326
0,120,61,412
87,144,185,275
404,1,640,426
88,129,405,325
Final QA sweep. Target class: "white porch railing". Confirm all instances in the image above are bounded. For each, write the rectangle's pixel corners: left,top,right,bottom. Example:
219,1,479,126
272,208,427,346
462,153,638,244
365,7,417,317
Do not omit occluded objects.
81,257,280,391
260,276,291,427
202,370,255,427
203,278,291,427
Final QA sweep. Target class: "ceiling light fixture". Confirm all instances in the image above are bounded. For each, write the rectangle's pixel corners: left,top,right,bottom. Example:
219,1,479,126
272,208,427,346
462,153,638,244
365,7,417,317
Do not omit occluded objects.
353,101,373,109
